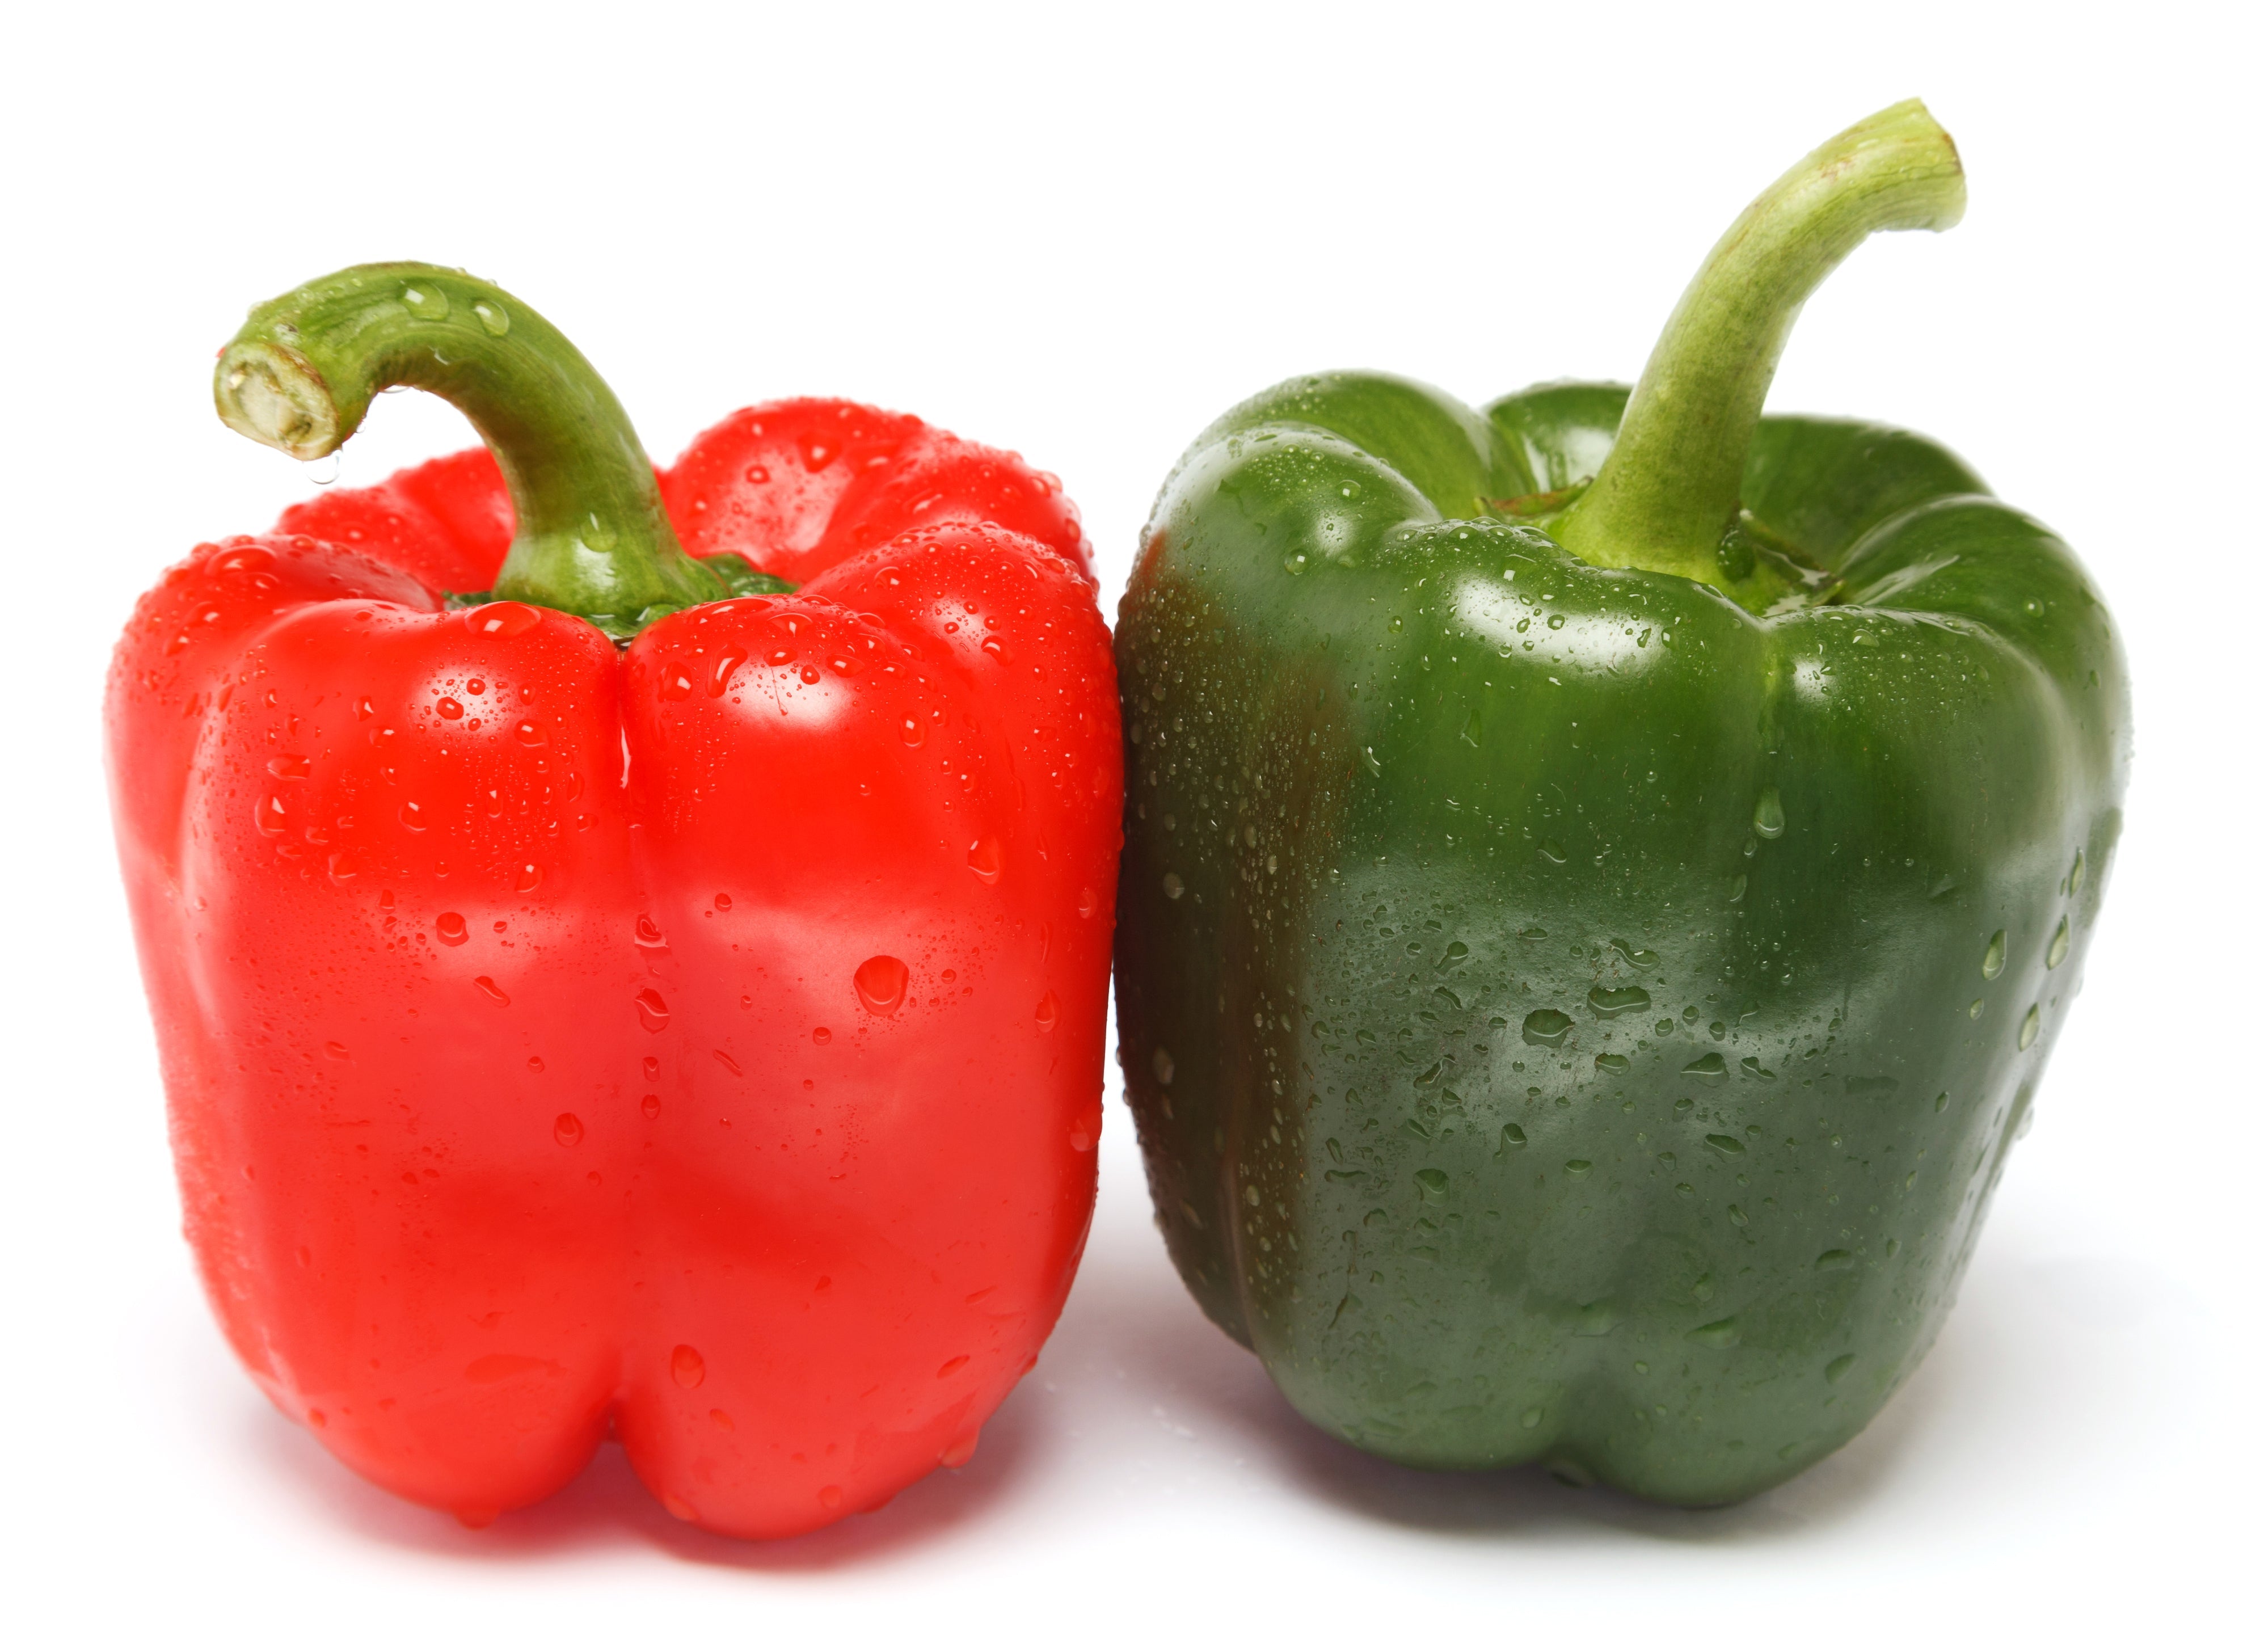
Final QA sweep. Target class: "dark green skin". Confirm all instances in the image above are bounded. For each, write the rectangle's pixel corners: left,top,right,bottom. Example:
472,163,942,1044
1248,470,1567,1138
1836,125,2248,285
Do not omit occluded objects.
1112,372,2127,1501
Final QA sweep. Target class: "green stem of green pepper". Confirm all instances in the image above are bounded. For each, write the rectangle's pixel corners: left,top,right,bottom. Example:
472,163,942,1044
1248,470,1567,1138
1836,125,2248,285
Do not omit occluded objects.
1552,99,1967,582
215,262,724,630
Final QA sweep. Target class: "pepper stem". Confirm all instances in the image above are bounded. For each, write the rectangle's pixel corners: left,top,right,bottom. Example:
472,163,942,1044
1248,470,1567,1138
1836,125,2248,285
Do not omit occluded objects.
216,263,724,631
1551,100,1966,581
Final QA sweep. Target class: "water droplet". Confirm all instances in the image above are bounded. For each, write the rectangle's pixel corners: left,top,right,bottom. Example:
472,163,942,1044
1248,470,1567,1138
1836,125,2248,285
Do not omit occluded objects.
1564,1160,1592,1178
1587,984,1652,1019
1815,1249,1854,1271
2018,1004,2041,1050
1704,1132,1743,1155
1595,1053,1629,1074
1688,1318,1741,1348
1152,1047,1175,1084
707,646,746,697
324,1041,349,1061
1684,1053,1728,1081
436,696,464,720
581,513,618,551
474,976,509,1006
967,839,1003,884
634,914,665,948
1970,998,1984,1018
640,1094,661,1118
1825,1354,1855,1384
471,299,509,335
1414,1168,1449,1199
1035,992,1060,1031
1538,839,1566,863
2067,848,2086,895
1282,553,1307,575
1729,873,1747,903
1522,1008,1574,1048
1752,787,1785,840
400,282,450,321
671,1345,706,1388
515,862,542,892
1981,929,2006,979
554,1113,583,1147
1162,873,1185,900
429,912,466,946
819,1485,844,1510
854,955,908,1014
635,988,672,1032
661,1493,697,1522
1498,1123,1528,1152
2046,916,2069,969
466,601,543,639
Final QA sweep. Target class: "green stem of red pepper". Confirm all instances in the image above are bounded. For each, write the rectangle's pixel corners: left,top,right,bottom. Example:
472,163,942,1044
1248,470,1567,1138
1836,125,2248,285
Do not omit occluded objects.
215,263,726,632
1552,99,1967,583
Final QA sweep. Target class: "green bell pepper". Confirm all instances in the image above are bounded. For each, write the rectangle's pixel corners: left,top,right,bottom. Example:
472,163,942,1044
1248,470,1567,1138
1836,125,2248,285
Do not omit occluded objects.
1112,100,2127,1503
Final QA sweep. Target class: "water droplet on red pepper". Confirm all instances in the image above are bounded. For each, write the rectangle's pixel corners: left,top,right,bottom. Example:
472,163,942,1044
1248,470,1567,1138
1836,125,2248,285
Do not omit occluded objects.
854,956,908,1014
813,1027,831,1045
1077,886,1099,918
553,1113,582,1146
1035,992,1059,1031
436,697,464,720
267,754,311,779
967,840,1002,884
514,719,543,745
435,912,467,945
661,668,694,701
466,602,543,639
256,794,288,836
635,989,672,1032
641,1094,661,1118
515,862,542,892
635,915,665,947
399,800,427,831
671,1345,706,1387
474,976,509,1005
709,646,746,697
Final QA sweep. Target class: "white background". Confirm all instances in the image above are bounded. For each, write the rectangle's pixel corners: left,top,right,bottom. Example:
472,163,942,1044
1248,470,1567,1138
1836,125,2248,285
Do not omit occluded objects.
3,2,2255,1645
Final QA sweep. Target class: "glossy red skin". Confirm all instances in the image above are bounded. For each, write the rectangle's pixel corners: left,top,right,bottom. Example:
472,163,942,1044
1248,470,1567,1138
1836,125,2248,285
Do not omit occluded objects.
107,402,1120,1537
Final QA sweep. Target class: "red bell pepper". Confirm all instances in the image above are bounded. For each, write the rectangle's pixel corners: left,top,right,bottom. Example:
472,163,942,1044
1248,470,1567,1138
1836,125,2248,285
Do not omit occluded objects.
107,264,1122,1537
